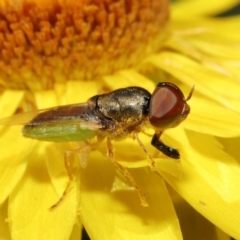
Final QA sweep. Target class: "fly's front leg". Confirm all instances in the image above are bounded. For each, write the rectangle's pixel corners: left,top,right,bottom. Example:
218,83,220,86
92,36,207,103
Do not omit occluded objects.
133,132,157,171
49,144,94,211
107,138,148,207
151,132,180,159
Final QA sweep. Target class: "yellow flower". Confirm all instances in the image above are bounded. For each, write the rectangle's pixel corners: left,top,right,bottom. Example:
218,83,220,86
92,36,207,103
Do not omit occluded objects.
0,0,240,240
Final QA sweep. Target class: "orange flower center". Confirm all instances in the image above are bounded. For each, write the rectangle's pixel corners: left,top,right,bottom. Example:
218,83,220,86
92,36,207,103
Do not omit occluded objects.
0,0,169,90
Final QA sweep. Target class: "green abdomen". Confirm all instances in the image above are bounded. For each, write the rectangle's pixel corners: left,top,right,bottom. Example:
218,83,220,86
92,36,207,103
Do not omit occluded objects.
22,104,100,142
23,124,97,142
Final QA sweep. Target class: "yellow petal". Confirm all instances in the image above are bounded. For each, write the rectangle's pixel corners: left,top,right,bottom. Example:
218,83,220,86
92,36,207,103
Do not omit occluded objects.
103,70,155,93
171,0,240,18
0,200,11,240
169,16,240,44
161,128,240,239
188,38,240,60
8,142,79,240
0,127,36,205
69,224,82,240
34,90,60,109
185,93,240,137
0,90,36,205
218,137,240,165
172,190,231,240
147,51,240,112
34,81,99,110
79,151,182,240
165,32,240,65
0,90,24,117
66,81,98,103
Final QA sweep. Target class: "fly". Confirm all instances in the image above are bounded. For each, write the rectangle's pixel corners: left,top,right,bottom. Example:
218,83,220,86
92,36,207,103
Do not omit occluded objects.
0,82,194,209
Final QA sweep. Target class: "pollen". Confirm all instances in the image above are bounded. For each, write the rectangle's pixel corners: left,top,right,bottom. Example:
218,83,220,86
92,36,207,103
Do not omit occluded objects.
0,0,169,90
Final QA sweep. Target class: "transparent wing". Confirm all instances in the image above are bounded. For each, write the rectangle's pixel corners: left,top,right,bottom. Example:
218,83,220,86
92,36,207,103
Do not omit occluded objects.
0,110,50,125
0,103,103,130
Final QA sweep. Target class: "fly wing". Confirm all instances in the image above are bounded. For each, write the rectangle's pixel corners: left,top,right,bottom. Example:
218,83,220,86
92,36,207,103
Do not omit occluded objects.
0,103,103,130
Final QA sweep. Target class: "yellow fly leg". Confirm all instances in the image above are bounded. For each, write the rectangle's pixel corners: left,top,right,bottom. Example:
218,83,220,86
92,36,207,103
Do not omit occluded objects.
133,132,157,171
107,138,149,207
49,142,99,210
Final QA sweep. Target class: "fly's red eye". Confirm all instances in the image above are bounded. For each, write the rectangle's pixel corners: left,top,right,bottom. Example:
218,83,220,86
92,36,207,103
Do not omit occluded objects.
149,82,192,129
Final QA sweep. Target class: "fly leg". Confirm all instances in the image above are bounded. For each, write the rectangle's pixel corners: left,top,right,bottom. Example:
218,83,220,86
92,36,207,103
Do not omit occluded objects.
107,138,148,207
151,132,180,159
50,143,96,210
133,132,157,171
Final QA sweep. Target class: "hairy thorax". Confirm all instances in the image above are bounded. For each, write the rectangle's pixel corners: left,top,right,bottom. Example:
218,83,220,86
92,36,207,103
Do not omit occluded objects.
88,86,151,140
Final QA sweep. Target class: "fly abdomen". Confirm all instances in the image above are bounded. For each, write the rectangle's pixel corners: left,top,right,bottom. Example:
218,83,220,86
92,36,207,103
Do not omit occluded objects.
23,123,97,142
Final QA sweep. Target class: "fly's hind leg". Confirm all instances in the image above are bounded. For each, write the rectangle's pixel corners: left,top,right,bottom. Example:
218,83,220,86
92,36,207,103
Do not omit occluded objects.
107,138,148,207
133,132,157,171
49,144,94,211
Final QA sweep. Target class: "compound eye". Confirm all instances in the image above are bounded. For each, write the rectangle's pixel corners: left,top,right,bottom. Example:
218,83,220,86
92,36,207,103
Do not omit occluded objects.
149,82,191,129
